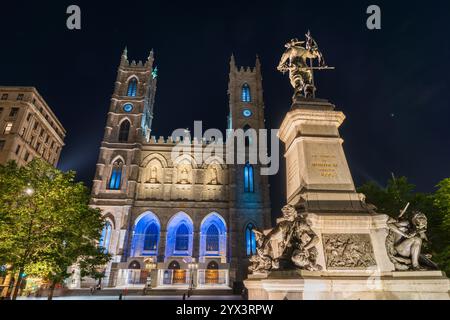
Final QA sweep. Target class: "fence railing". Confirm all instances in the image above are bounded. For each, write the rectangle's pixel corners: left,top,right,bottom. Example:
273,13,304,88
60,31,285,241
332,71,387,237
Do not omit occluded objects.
197,269,229,286
158,269,193,286
72,268,230,288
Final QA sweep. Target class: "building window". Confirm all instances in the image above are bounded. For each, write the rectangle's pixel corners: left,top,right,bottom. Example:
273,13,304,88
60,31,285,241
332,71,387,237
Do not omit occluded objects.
99,221,112,253
143,223,159,251
244,163,254,193
175,224,189,251
1,94,8,100
15,145,21,155
108,160,123,190
26,113,32,122
206,224,219,252
0,140,5,151
24,151,30,162
36,142,41,152
9,108,19,118
118,120,130,142
33,122,38,130
17,94,24,101
4,122,13,135
245,223,257,256
243,124,252,146
127,78,138,97
241,83,251,102
0,107,3,116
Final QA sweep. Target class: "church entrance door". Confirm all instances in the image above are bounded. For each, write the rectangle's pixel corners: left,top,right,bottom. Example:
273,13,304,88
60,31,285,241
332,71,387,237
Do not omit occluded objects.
205,261,219,284
168,261,186,284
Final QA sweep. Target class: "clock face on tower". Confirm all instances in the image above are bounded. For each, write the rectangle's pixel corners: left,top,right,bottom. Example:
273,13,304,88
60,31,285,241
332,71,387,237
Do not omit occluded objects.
242,109,252,118
123,103,133,113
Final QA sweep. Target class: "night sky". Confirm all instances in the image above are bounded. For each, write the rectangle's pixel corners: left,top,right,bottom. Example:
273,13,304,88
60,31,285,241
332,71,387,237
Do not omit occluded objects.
1,1,449,217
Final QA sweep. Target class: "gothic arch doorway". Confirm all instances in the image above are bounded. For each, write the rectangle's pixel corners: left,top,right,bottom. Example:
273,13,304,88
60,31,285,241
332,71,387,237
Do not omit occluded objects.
128,261,141,269
206,261,219,284
168,260,185,284
168,260,180,270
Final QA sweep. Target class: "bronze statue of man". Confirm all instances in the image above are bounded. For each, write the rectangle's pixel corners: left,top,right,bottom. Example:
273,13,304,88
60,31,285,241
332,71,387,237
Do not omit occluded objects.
277,32,328,99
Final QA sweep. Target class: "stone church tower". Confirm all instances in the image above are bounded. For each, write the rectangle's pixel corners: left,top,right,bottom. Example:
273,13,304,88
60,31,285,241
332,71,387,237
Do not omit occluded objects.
78,50,271,292
227,55,271,283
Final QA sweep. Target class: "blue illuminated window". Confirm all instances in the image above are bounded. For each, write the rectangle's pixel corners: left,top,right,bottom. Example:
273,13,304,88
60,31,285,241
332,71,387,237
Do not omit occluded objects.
175,224,189,251
206,224,219,252
108,160,123,190
118,120,130,142
244,163,254,193
243,124,252,146
100,221,112,253
241,83,251,102
127,78,138,97
143,223,159,251
245,223,257,256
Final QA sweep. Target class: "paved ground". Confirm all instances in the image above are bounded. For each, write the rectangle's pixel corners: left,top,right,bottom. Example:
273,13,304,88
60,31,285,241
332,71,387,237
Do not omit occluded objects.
17,295,243,300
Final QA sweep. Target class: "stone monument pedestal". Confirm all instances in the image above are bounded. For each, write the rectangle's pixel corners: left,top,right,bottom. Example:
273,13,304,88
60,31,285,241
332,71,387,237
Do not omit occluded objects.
244,98,450,300
245,270,450,300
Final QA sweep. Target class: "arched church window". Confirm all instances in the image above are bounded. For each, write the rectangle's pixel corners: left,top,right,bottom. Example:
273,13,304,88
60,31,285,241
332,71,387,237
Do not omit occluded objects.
244,162,254,193
243,124,252,146
99,221,112,253
245,223,257,256
143,223,159,251
175,224,189,251
127,78,138,97
206,224,219,252
108,160,123,190
241,83,251,102
118,120,130,142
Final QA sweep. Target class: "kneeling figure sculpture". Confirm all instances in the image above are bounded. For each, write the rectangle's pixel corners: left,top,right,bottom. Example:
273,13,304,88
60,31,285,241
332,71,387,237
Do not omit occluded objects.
248,205,322,274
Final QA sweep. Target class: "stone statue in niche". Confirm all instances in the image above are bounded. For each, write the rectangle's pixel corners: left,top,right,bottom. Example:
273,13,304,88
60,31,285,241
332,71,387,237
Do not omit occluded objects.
386,207,437,271
208,166,220,185
322,234,376,269
248,205,322,274
148,166,159,183
178,165,190,184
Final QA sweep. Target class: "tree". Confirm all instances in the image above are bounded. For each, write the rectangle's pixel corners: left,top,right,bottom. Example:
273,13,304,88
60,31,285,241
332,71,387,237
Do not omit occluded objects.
357,176,450,274
0,159,110,299
431,179,450,274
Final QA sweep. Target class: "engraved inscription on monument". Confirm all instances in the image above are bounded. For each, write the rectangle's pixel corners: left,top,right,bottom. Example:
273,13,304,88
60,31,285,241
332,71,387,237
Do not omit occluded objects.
322,234,377,269
311,154,338,178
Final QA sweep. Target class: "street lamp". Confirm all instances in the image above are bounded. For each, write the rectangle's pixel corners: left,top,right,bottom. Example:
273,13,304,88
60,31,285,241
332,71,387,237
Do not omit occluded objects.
24,186,34,196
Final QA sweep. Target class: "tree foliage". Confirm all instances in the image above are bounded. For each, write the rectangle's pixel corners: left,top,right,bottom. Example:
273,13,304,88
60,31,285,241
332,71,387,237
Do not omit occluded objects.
0,159,110,299
358,176,450,275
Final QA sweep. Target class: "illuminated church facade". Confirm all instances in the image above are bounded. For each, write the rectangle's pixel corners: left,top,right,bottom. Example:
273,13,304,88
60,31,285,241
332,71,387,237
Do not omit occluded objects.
70,49,271,290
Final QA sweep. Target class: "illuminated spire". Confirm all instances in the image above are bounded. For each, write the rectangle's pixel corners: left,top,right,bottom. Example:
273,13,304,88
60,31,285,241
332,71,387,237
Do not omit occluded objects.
230,53,236,70
120,46,129,65
148,48,154,61
255,54,261,72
